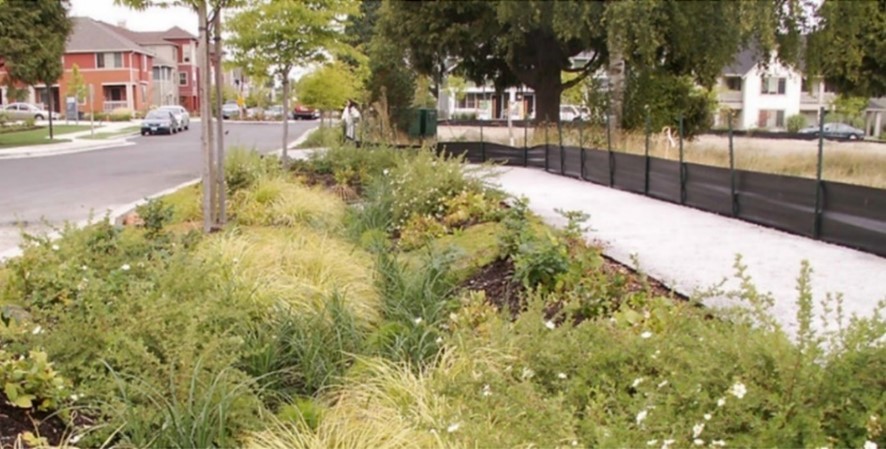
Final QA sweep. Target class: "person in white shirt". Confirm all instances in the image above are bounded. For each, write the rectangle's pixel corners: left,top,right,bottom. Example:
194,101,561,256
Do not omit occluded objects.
342,99,361,142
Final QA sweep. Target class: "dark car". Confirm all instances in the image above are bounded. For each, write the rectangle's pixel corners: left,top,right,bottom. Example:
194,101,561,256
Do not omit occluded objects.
141,110,179,135
799,123,865,140
292,104,319,120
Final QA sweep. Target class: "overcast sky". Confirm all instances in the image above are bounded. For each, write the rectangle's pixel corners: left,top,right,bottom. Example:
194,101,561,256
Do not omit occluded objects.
69,0,199,36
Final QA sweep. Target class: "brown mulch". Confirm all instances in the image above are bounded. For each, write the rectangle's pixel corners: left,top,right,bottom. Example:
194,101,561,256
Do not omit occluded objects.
0,398,93,448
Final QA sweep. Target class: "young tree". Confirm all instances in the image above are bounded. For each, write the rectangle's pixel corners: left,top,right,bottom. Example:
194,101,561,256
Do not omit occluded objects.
228,0,356,166
296,62,360,127
69,64,87,120
0,0,73,138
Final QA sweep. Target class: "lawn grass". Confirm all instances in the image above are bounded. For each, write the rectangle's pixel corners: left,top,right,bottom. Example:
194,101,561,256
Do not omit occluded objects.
0,125,90,148
78,126,141,140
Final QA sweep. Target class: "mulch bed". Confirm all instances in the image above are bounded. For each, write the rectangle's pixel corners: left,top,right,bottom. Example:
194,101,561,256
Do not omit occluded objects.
0,397,93,448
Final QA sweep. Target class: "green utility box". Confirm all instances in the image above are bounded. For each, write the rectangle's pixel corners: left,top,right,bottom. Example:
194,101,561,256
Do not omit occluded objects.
407,108,438,138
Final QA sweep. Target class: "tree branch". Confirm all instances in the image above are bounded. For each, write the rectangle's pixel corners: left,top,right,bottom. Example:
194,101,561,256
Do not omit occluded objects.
562,52,599,73
561,57,601,90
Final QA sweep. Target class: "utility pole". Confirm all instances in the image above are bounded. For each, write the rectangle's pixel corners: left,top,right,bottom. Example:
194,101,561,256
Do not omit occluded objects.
213,10,226,225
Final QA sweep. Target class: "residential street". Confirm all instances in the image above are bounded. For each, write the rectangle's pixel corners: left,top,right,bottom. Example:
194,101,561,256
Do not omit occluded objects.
0,121,315,255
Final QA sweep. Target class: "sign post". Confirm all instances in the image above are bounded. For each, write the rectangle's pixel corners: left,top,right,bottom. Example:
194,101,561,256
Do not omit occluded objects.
88,84,95,137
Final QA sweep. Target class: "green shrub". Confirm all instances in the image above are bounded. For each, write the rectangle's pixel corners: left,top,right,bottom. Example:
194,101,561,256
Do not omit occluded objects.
296,126,340,149
0,349,69,411
225,146,280,194
24,117,36,128
135,197,174,239
786,114,807,133
109,107,133,122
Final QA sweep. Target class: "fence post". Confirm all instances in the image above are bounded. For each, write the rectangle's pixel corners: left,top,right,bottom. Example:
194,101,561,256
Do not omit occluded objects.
480,118,486,163
607,111,614,187
679,115,686,205
558,118,565,175
813,107,826,239
644,109,651,195
544,121,550,171
579,119,586,181
523,115,529,167
729,113,738,217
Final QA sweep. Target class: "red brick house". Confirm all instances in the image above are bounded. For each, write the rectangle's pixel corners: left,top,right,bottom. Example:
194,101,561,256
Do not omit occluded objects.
0,17,202,116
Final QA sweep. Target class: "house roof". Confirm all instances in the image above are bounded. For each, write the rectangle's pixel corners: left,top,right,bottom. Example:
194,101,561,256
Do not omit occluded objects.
162,26,197,40
722,48,759,76
67,17,152,54
869,97,886,111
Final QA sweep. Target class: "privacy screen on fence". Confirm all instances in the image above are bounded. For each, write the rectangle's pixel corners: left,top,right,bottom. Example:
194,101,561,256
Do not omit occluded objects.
434,141,886,258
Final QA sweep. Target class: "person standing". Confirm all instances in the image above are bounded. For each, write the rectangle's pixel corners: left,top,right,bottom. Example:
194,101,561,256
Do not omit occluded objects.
342,99,361,142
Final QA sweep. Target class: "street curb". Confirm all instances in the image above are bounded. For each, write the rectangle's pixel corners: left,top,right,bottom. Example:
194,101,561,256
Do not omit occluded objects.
0,140,136,160
0,126,319,264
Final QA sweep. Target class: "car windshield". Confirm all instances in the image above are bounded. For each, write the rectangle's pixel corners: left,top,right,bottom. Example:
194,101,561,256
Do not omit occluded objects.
146,111,169,120
158,107,180,113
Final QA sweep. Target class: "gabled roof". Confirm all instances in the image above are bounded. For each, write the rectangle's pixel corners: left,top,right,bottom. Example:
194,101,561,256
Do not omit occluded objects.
722,48,760,76
67,17,152,54
104,23,196,46
162,27,197,40
869,97,886,111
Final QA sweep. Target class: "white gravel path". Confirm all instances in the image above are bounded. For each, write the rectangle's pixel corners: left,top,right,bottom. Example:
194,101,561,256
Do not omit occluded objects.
489,166,886,336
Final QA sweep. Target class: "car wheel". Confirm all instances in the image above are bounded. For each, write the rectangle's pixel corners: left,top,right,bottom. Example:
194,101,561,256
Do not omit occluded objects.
185,125,189,130
34,114,44,120
848,134,859,140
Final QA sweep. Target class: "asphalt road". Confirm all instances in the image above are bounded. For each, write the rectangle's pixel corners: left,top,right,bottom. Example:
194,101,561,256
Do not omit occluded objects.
0,121,316,254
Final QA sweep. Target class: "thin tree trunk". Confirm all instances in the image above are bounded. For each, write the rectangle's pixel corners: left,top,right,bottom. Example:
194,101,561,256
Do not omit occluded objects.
213,11,226,225
47,89,54,140
205,12,217,226
198,2,214,233
607,46,626,131
281,77,290,167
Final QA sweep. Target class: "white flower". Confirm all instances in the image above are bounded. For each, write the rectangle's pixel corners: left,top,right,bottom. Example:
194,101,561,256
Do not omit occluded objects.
31,325,43,335
716,397,726,407
703,413,712,421
69,434,83,444
51,244,59,251
640,331,653,339
481,384,492,397
657,380,669,389
120,264,131,271
435,337,443,344
692,422,705,438
232,258,239,264
80,265,88,271
632,377,645,388
414,317,423,325
449,312,459,322
383,169,390,176
446,422,460,433
864,441,878,449
711,440,726,447
70,394,81,401
636,409,648,425
521,367,535,380
571,441,578,447
646,440,658,446
729,382,747,400
661,439,675,449
693,439,705,446
545,320,556,330
558,372,568,380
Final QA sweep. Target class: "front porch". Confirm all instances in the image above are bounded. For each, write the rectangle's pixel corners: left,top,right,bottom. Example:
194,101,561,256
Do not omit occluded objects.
102,84,132,112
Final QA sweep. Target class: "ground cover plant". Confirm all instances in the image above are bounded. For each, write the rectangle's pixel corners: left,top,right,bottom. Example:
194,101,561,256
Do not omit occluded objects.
0,141,882,448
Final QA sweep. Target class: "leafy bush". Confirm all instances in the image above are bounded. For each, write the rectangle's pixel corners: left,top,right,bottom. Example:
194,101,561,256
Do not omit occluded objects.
109,107,133,122
24,117,36,128
786,114,807,133
230,176,346,230
135,197,174,239
0,350,69,410
225,147,280,194
623,71,716,139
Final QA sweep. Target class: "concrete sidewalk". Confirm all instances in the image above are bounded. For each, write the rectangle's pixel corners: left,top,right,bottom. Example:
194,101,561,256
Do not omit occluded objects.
489,166,886,336
0,121,138,159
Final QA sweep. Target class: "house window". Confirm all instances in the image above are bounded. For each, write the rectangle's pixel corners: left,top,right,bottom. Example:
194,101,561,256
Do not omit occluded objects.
179,72,188,86
457,92,492,110
757,109,785,129
142,54,146,71
152,67,160,79
761,76,786,95
96,52,124,69
725,76,742,91
182,44,191,62
823,80,838,93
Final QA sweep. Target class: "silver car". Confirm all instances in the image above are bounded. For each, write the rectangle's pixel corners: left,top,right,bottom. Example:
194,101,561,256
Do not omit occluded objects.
157,105,190,131
1,102,60,121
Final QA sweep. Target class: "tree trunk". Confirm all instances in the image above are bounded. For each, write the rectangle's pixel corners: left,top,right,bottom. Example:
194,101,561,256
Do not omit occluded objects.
198,3,214,233
47,89,54,139
607,47,626,130
205,13,216,226
281,77,290,167
531,63,563,125
213,11,226,226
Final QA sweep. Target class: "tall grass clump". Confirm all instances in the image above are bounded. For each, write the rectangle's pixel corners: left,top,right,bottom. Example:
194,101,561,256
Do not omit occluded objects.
225,146,281,194
230,176,346,230
197,227,380,326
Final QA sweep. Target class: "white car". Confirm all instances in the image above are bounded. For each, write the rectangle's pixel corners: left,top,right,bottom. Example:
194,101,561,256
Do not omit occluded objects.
1,102,60,121
157,105,190,131
560,104,589,122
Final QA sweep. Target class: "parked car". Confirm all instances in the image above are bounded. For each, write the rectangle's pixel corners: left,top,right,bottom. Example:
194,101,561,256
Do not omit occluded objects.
1,102,60,121
559,104,589,122
292,104,319,120
221,102,241,120
141,109,179,135
156,105,189,131
265,105,286,120
246,107,264,119
798,122,865,140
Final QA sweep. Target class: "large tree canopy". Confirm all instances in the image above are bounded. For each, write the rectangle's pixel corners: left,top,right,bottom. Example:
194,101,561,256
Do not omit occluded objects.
0,0,71,88
806,0,886,98
380,0,808,125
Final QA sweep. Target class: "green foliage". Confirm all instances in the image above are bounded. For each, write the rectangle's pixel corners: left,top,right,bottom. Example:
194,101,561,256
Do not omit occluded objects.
623,71,716,138
225,147,280,194
827,95,869,128
806,0,886,97
68,64,88,104
296,63,361,113
513,231,571,292
786,114,807,133
0,0,72,87
0,350,69,411
135,198,174,239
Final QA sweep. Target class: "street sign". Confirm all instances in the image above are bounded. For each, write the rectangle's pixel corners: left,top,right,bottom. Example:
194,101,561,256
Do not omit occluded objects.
66,96,77,123
236,96,245,108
